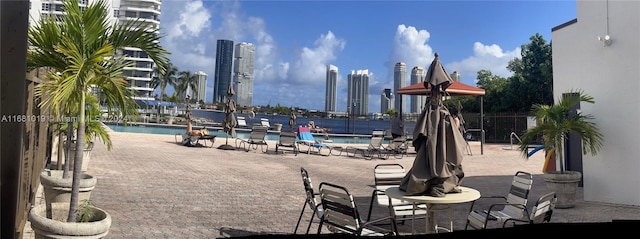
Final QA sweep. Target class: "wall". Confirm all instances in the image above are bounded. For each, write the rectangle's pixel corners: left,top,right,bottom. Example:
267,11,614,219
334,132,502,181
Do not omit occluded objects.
552,0,640,206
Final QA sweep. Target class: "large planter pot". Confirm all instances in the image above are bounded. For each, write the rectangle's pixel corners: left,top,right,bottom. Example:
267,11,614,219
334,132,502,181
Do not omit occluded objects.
40,170,97,217
63,141,94,172
29,203,111,239
543,170,582,209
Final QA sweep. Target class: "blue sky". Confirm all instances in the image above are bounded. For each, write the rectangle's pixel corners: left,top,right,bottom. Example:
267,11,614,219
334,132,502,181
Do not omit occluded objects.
159,0,576,112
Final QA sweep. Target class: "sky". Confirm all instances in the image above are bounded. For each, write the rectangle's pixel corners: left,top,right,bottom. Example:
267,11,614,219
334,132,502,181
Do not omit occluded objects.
158,0,577,112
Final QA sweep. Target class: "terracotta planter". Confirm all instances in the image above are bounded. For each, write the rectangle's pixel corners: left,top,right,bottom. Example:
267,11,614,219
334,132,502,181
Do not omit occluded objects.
29,203,111,239
543,171,582,209
39,170,97,217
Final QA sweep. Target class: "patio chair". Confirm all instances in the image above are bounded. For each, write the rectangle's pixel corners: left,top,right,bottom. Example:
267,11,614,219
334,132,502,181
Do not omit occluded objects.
294,167,323,235
237,116,248,128
296,126,333,156
383,136,409,159
366,164,427,226
503,191,557,227
175,129,217,148
465,171,534,230
345,130,388,159
316,182,398,236
260,118,270,128
276,131,298,156
235,125,269,153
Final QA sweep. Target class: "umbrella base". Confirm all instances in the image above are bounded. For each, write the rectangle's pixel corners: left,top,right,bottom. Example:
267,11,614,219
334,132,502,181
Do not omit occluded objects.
217,144,235,150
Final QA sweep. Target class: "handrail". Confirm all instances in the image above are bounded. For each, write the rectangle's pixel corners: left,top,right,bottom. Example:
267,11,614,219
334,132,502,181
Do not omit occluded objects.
510,132,522,150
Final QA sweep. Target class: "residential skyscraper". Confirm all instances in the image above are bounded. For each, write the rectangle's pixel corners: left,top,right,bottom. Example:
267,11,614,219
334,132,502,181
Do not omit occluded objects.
214,39,234,103
233,42,255,107
410,66,426,113
394,62,406,113
29,1,163,102
347,69,369,116
450,71,461,82
325,64,338,112
381,89,393,113
194,71,207,103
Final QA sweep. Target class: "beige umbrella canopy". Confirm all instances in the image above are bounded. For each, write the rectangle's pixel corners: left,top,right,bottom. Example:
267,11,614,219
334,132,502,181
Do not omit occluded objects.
399,53,467,197
218,85,236,150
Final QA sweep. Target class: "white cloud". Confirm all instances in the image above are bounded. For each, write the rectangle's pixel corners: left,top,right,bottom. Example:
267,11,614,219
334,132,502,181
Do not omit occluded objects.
446,42,521,83
159,1,346,110
374,24,433,112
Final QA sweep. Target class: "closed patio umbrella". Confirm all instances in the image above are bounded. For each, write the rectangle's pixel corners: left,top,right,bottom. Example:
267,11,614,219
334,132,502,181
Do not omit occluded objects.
218,85,237,150
399,53,467,197
289,107,296,131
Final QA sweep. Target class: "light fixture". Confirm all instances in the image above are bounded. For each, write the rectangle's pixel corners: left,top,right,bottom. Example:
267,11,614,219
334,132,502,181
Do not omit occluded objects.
597,35,612,46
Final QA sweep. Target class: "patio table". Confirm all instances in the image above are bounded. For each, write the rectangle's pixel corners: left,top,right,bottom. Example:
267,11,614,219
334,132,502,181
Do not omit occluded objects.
385,186,480,234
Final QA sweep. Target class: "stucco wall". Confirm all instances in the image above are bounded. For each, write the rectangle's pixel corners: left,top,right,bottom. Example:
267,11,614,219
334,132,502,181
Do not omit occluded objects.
552,0,640,206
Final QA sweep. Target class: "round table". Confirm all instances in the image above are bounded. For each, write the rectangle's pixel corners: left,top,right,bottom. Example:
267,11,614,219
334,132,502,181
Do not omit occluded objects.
385,186,481,234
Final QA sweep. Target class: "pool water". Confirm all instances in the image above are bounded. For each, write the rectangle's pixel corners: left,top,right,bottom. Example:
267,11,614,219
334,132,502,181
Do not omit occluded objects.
105,123,384,144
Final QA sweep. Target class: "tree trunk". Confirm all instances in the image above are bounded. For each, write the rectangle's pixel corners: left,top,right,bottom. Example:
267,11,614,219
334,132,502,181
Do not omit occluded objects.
67,92,86,222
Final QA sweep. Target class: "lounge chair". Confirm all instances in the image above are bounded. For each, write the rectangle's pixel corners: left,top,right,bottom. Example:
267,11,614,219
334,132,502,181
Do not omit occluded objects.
237,116,248,128
296,126,333,156
175,129,217,148
260,118,270,128
384,136,409,159
316,182,398,236
345,130,388,159
235,125,269,152
465,171,534,230
276,131,298,155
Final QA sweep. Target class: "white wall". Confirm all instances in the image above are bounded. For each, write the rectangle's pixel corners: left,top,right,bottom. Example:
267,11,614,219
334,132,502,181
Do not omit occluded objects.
552,0,640,206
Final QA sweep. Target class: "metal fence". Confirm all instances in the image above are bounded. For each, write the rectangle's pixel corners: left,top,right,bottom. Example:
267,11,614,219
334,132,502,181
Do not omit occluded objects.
460,112,542,144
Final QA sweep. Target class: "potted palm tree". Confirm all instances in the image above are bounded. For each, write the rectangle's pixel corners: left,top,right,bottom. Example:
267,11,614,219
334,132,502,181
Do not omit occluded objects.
518,90,604,208
60,94,112,172
27,0,169,236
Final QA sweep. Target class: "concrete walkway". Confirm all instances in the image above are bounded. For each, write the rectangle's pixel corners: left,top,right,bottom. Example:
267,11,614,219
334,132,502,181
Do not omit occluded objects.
23,132,640,238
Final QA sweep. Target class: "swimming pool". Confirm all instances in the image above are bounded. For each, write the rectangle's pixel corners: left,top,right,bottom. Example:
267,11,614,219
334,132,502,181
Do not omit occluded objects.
105,123,385,144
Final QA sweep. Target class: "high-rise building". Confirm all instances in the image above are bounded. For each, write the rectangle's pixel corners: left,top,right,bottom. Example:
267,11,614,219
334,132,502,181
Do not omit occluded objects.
29,0,163,101
410,66,426,113
394,62,406,113
214,39,234,103
118,0,162,101
233,42,255,107
194,71,207,103
347,69,369,116
450,71,461,82
381,89,393,113
325,64,338,112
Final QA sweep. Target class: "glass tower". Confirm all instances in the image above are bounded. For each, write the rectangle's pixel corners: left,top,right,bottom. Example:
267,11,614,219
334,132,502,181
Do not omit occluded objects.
233,42,255,107
214,39,234,103
347,69,369,116
325,64,338,112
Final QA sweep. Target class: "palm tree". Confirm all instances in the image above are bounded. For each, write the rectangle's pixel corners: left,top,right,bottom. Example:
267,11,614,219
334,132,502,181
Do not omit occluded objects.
518,90,604,173
28,0,169,222
151,62,178,116
175,70,199,103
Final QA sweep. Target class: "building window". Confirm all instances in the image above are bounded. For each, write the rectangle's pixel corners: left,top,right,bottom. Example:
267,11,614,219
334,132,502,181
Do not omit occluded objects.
113,9,119,17
54,4,64,12
42,3,50,11
125,11,137,18
79,0,88,5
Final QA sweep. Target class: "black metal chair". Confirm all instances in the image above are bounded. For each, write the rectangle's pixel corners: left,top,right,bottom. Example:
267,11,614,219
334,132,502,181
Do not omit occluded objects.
317,182,397,236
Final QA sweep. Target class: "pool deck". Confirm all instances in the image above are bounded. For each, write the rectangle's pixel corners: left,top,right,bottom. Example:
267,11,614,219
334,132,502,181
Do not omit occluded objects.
23,131,640,238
